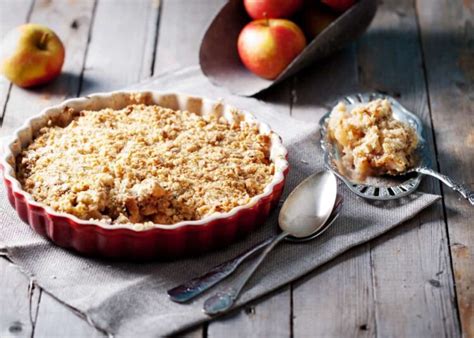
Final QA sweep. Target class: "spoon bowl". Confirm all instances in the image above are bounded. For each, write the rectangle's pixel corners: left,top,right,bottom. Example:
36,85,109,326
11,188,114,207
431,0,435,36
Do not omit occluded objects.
279,170,338,238
286,195,343,243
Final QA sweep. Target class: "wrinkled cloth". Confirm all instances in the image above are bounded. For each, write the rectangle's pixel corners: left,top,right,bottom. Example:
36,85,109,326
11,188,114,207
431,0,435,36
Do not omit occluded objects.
0,67,440,337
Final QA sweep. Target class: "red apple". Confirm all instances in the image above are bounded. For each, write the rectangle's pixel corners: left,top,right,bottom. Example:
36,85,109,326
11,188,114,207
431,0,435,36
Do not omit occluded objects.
0,23,65,88
321,0,357,12
302,3,339,39
237,19,307,80
244,0,304,19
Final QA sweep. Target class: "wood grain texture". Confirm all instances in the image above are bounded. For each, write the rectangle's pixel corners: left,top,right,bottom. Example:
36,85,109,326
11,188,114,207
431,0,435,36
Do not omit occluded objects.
293,245,375,337
79,0,160,95
0,2,33,333
207,92,292,337
153,0,226,75
288,43,377,336
0,0,32,44
0,0,96,137
0,0,97,337
0,0,32,119
288,44,360,121
0,259,40,337
290,0,460,336
0,0,469,337
417,0,474,336
357,0,460,336
208,287,291,338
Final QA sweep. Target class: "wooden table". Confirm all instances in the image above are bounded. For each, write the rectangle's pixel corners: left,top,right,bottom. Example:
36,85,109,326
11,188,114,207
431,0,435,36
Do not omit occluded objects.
0,0,472,337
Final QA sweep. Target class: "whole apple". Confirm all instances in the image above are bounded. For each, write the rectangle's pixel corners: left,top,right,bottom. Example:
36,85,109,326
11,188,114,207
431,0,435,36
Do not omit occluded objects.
321,0,357,12
244,0,303,19
237,19,307,80
0,23,65,88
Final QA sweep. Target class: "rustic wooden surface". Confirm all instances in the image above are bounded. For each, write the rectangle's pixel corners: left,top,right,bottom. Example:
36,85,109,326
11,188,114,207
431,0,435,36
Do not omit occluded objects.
0,0,472,337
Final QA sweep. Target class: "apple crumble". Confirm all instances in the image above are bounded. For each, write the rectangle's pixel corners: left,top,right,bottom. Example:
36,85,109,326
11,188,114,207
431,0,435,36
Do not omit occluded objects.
17,104,275,225
327,99,418,180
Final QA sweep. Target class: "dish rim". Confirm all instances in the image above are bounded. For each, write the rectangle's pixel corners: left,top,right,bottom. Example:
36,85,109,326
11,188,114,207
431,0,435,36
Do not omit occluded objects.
1,90,289,231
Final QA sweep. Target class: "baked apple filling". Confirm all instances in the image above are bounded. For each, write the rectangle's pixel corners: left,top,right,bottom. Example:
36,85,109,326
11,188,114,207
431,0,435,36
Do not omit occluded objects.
17,104,274,225
327,99,418,180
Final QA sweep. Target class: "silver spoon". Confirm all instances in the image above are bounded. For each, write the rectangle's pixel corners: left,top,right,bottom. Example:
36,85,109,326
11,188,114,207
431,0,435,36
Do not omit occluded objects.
167,195,343,303
406,167,474,205
202,170,338,315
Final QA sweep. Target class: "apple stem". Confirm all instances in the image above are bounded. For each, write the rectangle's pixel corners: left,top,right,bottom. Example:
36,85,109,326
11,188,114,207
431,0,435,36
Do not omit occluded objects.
264,12,269,26
39,32,49,50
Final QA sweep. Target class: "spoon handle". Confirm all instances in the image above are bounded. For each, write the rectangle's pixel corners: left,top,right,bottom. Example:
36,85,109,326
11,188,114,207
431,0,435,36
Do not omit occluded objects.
203,231,288,316
415,167,474,205
167,236,274,303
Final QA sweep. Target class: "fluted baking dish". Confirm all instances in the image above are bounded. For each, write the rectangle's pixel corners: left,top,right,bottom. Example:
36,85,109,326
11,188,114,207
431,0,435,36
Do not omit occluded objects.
0,91,289,260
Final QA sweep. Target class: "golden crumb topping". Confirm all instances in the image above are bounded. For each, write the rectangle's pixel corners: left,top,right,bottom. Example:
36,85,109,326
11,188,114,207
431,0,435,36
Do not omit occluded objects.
327,99,418,180
17,104,275,225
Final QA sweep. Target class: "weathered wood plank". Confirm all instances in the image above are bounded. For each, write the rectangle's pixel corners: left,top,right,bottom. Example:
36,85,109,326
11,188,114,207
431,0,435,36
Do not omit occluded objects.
0,0,32,42
293,245,375,337
291,0,460,336
289,44,360,121
0,0,96,137
207,88,293,338
0,0,32,119
0,0,97,337
153,0,226,75
0,259,40,338
208,287,291,338
80,0,160,94
33,292,105,338
289,44,376,336
357,0,460,336
0,1,466,337
417,0,474,336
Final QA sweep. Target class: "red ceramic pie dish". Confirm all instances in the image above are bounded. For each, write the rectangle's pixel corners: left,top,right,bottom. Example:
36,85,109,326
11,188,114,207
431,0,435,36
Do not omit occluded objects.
1,91,289,260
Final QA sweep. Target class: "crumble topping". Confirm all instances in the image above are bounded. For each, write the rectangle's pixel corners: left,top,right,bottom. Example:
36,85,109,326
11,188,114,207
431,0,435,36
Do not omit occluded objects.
327,99,418,180
17,104,275,225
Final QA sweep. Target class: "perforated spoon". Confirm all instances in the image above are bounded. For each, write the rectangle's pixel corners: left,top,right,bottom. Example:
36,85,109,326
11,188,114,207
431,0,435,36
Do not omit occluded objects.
202,170,338,315
320,93,474,205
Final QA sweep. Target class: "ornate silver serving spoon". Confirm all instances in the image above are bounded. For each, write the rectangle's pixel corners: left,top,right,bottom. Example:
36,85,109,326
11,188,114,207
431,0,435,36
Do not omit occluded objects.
167,194,343,304
202,170,338,315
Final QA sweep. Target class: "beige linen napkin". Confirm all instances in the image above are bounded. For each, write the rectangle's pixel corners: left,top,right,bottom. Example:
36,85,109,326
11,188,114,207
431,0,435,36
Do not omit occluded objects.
0,67,440,337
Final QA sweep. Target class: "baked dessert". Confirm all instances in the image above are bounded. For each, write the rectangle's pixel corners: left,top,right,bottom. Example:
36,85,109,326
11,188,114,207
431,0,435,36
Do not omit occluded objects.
2,92,288,258
327,99,418,180
17,104,275,225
